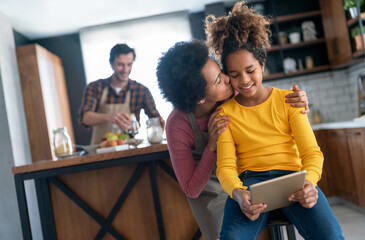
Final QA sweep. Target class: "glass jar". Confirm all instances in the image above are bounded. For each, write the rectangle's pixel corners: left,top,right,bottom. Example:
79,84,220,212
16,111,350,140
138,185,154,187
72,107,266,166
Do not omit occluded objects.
146,117,163,144
53,127,73,157
305,56,314,69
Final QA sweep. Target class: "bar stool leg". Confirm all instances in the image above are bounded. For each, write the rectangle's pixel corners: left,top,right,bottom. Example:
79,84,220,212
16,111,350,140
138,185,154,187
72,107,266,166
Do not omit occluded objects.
286,225,296,240
268,225,284,240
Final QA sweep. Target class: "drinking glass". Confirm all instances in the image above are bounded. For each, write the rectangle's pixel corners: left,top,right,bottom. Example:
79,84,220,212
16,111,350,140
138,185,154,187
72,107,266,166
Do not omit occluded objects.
127,114,139,139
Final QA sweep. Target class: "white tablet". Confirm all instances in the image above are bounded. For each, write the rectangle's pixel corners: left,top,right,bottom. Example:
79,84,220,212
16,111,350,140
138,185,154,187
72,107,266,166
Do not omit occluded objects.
250,170,306,213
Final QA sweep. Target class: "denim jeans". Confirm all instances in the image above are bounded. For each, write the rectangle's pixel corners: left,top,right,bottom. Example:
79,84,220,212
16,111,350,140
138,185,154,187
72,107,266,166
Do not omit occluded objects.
220,170,344,240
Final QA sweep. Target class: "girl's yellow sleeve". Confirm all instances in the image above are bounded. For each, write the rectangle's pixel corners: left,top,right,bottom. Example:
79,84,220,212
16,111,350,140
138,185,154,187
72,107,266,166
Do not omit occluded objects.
216,107,247,198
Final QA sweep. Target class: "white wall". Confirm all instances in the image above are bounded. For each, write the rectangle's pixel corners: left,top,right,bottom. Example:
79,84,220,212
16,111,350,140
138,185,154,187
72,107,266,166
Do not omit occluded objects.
0,12,42,239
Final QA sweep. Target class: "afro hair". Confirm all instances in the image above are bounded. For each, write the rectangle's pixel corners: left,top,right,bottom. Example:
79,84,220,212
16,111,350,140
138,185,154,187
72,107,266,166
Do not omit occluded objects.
205,1,271,72
156,41,209,113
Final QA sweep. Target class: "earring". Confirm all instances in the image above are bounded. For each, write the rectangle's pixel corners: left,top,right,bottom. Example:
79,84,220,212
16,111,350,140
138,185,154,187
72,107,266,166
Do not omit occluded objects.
199,99,206,104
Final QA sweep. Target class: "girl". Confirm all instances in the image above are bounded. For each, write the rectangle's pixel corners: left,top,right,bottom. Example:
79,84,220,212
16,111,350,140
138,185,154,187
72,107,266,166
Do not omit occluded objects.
205,2,344,239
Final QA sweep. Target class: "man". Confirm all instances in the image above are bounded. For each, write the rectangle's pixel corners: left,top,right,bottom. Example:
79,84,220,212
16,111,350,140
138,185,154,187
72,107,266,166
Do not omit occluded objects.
78,43,164,144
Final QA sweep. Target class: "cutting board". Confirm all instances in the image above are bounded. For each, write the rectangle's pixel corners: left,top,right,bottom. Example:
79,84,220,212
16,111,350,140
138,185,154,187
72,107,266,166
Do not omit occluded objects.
96,144,129,154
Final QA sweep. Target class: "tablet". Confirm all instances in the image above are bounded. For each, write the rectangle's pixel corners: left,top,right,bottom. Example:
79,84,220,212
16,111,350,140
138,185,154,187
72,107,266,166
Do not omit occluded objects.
250,170,306,212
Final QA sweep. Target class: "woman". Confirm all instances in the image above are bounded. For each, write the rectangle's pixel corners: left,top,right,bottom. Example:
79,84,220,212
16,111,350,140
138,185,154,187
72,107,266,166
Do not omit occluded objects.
205,1,344,239
156,40,309,240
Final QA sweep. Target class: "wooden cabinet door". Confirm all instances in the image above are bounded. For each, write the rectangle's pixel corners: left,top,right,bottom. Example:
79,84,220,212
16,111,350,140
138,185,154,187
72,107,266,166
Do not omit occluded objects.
346,128,365,208
319,0,353,68
314,130,335,197
325,129,358,204
17,44,75,162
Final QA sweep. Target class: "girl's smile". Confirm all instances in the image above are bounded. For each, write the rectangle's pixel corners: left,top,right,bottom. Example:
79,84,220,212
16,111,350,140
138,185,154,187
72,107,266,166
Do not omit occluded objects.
225,49,270,106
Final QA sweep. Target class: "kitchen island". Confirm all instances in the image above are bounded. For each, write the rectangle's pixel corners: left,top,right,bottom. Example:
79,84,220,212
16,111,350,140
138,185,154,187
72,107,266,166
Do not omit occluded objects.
13,143,200,240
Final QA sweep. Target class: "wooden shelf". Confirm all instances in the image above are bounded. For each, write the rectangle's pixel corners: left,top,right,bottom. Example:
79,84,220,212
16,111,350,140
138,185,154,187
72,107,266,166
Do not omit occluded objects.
273,10,321,23
263,72,285,81
264,65,331,81
267,38,326,52
347,12,365,27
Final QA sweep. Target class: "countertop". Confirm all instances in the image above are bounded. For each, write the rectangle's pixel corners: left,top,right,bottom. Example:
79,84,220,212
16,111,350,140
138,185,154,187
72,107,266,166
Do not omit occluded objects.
12,142,168,175
311,120,365,131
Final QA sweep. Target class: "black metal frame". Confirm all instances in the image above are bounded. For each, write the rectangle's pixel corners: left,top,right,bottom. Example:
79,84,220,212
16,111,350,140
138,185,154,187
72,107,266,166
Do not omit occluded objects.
14,150,201,240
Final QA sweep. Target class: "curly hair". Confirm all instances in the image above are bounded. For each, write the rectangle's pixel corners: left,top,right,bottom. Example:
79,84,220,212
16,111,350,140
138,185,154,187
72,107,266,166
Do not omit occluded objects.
156,41,209,113
205,1,271,72
109,43,136,64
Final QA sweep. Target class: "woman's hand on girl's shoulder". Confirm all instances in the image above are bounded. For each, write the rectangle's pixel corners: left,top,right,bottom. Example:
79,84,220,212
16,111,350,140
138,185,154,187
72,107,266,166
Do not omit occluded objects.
206,108,230,152
285,83,310,114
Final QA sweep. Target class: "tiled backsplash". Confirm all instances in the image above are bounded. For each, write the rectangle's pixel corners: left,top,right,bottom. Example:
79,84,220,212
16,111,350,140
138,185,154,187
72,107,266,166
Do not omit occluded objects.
264,61,365,123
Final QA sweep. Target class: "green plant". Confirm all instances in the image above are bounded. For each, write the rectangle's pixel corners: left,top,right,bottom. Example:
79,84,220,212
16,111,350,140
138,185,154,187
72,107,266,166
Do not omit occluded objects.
351,25,365,37
344,0,364,10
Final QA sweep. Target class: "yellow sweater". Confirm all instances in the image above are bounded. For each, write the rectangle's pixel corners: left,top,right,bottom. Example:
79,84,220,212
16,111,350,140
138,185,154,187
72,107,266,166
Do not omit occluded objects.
216,88,323,197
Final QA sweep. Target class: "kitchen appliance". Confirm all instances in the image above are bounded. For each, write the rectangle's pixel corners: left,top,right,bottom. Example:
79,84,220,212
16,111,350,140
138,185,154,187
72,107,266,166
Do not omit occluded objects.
357,74,365,115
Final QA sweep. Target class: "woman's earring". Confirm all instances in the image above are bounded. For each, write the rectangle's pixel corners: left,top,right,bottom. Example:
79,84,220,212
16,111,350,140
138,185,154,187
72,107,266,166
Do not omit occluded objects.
199,99,206,104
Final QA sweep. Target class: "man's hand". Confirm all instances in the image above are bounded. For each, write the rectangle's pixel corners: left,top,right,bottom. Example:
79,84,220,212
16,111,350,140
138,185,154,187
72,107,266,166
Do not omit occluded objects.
111,112,131,132
289,180,318,209
232,188,267,221
285,83,310,114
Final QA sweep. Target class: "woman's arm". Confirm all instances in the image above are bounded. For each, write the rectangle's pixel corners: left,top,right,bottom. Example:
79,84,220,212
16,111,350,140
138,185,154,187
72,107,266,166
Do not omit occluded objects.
165,114,217,198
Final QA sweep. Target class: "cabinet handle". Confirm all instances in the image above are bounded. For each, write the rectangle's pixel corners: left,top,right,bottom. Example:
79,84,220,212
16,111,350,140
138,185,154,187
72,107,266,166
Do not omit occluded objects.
347,132,361,136
329,132,338,137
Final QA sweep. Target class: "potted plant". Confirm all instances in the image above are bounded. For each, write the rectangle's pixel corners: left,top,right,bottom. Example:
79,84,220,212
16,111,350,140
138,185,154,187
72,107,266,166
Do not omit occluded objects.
351,25,365,50
344,0,364,18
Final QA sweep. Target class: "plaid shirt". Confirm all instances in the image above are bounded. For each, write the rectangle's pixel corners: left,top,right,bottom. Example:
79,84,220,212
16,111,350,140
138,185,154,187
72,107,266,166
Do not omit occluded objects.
78,77,160,127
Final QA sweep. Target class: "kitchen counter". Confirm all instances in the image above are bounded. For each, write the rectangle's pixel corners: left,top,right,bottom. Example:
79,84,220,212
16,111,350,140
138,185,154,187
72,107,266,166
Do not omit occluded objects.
311,120,365,131
13,143,199,240
12,142,168,174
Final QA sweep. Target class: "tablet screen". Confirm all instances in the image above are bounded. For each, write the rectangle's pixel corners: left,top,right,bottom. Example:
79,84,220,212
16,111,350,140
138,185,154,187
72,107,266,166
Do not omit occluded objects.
250,170,306,212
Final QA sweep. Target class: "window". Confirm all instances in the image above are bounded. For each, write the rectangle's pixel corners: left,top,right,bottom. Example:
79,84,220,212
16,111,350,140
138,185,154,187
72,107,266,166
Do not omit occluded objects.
80,11,191,137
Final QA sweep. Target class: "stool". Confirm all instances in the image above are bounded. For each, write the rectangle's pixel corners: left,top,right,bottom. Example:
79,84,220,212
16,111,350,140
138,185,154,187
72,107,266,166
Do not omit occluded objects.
266,209,296,240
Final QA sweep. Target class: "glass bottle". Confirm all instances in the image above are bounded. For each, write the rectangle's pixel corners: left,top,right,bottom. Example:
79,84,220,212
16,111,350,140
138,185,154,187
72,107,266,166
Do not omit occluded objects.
53,127,73,157
305,56,314,69
146,117,163,144
127,113,139,138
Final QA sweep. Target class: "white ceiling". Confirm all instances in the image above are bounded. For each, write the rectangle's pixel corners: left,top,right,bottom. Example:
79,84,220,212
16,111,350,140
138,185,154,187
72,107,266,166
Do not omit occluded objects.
0,0,233,40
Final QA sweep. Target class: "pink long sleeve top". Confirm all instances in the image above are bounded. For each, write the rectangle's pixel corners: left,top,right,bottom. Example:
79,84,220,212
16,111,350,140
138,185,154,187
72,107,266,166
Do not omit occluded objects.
165,109,217,198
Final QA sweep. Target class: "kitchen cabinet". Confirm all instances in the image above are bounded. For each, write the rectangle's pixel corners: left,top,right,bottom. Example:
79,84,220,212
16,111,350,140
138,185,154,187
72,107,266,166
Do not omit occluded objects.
16,44,75,162
314,128,365,208
190,0,331,81
346,128,365,208
323,129,358,204
263,0,330,80
314,130,334,197
319,0,365,68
